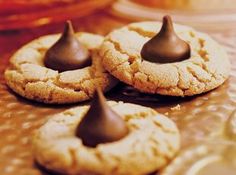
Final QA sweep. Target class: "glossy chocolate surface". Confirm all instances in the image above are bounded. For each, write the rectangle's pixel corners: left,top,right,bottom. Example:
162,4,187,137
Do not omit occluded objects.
44,21,90,72
141,15,191,63
75,89,129,147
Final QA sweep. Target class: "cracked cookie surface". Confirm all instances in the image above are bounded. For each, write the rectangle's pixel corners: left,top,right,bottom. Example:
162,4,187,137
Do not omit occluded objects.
4,33,117,104
100,21,230,96
32,101,180,175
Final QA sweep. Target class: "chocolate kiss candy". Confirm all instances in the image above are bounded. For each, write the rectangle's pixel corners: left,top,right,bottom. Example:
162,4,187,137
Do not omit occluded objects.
44,21,90,72
76,88,129,147
141,15,191,63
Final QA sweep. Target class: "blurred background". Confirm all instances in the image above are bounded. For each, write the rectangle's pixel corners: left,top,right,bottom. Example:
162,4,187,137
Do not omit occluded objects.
1,0,236,31
0,2,236,34
1,0,236,64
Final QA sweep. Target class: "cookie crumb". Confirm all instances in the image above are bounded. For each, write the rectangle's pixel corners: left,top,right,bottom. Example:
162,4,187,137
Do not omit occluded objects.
171,104,181,111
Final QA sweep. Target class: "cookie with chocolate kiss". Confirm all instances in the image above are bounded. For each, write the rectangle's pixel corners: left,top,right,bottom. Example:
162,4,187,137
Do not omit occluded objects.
44,21,90,72
141,15,191,63
76,88,129,147
100,16,230,97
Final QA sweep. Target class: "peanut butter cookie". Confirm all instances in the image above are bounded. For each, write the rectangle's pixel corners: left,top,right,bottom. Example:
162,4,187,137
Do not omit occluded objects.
4,32,117,104
32,101,180,175
100,21,230,96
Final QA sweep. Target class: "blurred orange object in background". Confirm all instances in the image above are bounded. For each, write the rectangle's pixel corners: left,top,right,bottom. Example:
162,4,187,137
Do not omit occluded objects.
0,0,114,31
